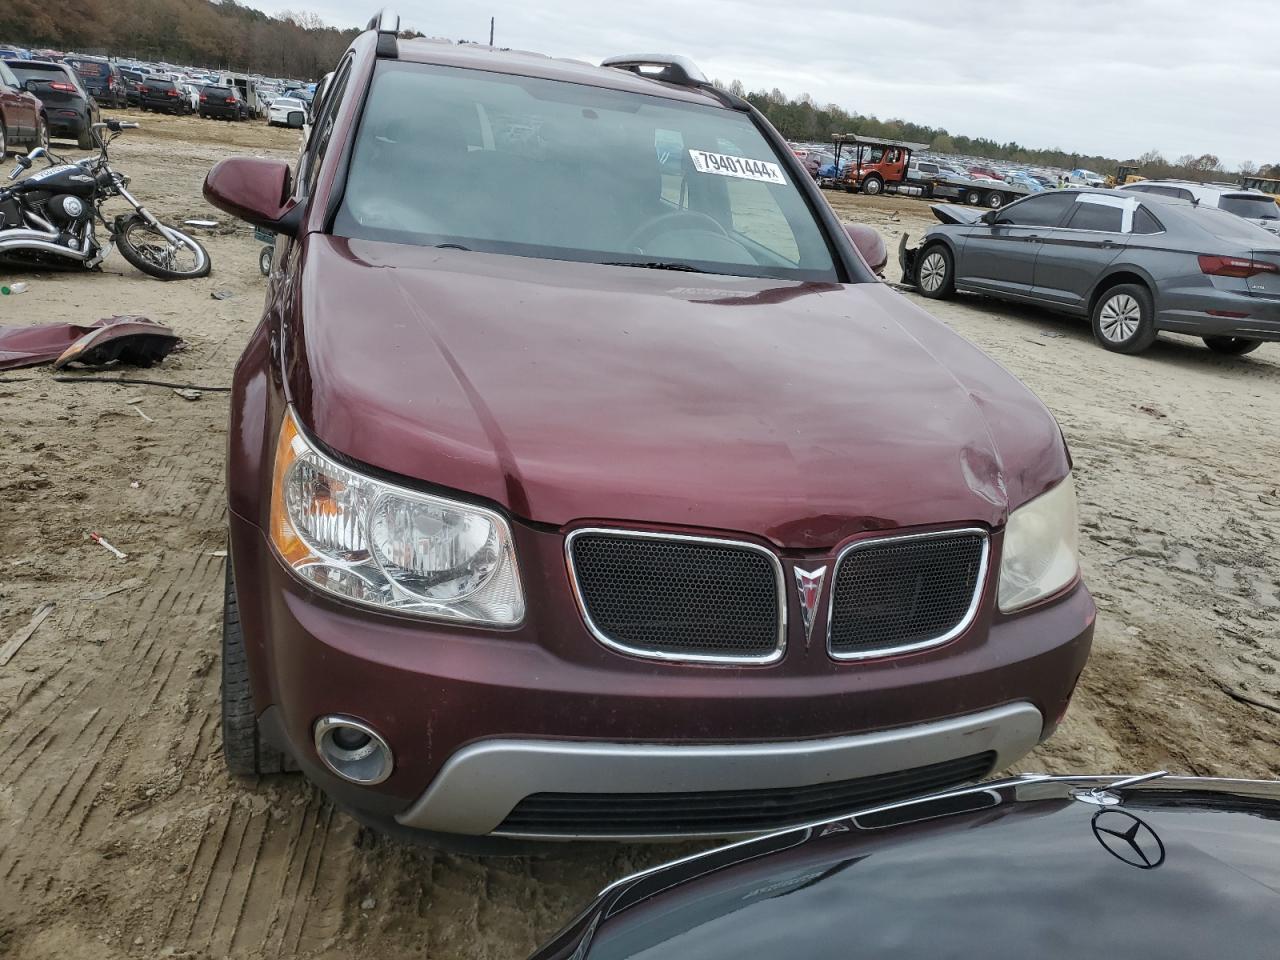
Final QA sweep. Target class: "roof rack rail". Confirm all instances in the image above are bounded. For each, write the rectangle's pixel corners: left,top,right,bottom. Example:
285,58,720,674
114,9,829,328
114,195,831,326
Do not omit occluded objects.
367,8,400,59
601,54,707,86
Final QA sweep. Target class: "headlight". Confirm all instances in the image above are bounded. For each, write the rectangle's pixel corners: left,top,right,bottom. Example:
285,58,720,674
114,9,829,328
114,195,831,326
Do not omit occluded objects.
998,475,1080,613
269,409,524,626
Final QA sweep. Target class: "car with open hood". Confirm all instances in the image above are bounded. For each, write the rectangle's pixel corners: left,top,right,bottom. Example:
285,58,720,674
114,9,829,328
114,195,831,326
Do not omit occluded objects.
529,773,1280,958
202,15,1094,851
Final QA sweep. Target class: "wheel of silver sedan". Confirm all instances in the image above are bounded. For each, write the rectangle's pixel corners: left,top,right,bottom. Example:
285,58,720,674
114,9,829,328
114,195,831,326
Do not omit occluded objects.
1098,294,1141,342
920,252,947,293
917,245,955,300
1090,283,1156,354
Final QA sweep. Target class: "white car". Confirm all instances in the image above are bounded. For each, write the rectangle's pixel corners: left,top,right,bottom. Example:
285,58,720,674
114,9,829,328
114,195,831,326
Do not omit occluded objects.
268,97,307,128
1119,179,1280,237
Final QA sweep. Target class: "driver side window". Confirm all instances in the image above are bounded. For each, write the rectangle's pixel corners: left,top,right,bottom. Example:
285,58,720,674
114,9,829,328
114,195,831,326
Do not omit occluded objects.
994,193,1074,227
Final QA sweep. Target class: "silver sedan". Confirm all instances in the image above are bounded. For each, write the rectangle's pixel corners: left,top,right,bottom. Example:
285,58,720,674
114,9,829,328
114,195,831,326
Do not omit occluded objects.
901,188,1280,355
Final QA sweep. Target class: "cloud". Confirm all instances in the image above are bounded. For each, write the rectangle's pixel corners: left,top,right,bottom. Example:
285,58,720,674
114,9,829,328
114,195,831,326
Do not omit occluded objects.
255,0,1280,167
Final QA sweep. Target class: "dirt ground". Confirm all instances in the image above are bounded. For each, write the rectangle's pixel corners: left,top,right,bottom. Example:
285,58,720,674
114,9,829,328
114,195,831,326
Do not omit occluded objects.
1,114,1278,960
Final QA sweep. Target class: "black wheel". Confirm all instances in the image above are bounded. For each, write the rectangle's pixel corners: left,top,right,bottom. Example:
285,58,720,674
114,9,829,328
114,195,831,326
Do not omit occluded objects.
0,120,7,158
965,191,982,205
862,175,884,196
222,560,292,776
986,191,1005,208
115,215,212,280
77,123,94,150
259,246,273,276
917,243,956,300
1203,336,1263,356
1092,283,1157,354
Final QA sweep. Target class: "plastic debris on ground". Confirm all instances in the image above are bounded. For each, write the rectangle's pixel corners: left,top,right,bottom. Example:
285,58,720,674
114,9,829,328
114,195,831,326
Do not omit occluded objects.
0,316,180,371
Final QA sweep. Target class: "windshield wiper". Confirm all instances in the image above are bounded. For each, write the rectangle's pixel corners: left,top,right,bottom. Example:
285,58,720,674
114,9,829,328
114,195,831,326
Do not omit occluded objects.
601,260,706,273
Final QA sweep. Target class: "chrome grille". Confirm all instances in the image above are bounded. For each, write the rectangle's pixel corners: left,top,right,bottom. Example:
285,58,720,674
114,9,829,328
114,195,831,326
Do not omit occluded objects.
567,530,784,662
829,530,987,658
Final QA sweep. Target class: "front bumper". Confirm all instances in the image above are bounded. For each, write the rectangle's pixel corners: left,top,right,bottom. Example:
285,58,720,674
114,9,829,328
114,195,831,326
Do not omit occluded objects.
231,511,1094,839
398,702,1043,837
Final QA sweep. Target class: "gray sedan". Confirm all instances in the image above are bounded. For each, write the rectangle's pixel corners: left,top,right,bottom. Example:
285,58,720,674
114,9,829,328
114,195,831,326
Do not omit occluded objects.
901,189,1280,355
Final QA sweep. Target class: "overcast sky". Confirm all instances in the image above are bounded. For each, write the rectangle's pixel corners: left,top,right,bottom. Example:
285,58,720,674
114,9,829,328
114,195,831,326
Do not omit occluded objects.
257,0,1279,168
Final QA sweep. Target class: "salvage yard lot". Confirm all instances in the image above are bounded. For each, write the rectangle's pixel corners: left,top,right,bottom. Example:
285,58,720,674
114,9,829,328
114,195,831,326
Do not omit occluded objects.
1,117,1278,960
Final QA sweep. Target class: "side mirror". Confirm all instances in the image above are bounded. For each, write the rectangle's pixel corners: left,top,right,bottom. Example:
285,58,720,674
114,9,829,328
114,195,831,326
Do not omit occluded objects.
286,110,305,129
203,156,298,234
982,211,1001,226
843,222,888,276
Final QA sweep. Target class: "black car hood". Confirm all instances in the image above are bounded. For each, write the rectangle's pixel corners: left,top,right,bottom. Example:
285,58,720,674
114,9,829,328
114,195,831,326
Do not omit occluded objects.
532,777,1280,960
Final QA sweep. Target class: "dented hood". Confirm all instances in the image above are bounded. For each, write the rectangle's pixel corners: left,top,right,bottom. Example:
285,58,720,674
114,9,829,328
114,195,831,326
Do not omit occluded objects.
931,203,989,225
287,236,1068,550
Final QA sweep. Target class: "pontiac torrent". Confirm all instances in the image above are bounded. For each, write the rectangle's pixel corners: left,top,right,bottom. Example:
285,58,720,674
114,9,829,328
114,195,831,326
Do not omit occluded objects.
204,16,1094,848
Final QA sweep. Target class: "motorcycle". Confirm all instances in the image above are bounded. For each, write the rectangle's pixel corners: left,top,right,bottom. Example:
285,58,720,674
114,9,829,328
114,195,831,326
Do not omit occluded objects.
0,119,210,280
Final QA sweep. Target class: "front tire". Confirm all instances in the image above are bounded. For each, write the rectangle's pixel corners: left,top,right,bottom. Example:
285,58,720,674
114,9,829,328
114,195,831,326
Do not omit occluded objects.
1092,283,1157,353
0,120,7,158
1203,336,1262,356
862,175,884,196
917,244,956,300
222,561,291,776
115,215,212,280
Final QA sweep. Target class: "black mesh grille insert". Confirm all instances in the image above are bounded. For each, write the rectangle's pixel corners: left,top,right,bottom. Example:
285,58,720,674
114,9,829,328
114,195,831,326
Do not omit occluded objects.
498,752,996,836
830,533,985,655
570,533,780,659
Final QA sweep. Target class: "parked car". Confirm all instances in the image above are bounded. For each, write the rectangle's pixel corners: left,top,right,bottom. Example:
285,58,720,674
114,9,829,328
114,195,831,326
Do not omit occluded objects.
0,59,46,156
902,188,1280,355
968,164,1001,180
1119,179,1280,238
198,85,246,120
2,59,100,150
202,28,1094,851
119,67,146,106
529,773,1280,960
791,147,832,178
267,96,307,127
67,57,126,109
1068,167,1106,188
138,77,191,114
178,81,202,113
1004,171,1046,193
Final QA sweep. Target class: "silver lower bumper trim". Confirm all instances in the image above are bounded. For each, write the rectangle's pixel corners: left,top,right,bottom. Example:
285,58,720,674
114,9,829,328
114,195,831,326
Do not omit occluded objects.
395,702,1044,838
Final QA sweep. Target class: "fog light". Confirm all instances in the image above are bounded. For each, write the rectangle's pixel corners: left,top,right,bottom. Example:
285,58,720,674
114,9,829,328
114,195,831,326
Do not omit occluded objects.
314,716,393,785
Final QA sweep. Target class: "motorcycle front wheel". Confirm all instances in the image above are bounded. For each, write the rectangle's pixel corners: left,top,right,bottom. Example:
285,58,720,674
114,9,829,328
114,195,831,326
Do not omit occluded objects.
115,215,211,280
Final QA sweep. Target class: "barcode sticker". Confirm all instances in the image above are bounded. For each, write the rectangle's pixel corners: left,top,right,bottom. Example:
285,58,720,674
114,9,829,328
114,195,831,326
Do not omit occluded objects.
688,150,787,185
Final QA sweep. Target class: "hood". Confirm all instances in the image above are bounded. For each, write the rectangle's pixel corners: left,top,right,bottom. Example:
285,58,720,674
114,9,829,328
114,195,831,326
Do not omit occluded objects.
931,203,987,225
530,777,1280,960
288,237,1067,549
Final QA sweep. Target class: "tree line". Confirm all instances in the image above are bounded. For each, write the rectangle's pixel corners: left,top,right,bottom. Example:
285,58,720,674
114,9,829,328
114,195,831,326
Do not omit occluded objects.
730,83,1279,181
0,0,359,80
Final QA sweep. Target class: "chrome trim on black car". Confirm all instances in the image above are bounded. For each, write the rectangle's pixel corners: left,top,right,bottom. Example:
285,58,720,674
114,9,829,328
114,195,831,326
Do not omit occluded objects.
565,527,787,665
826,527,990,661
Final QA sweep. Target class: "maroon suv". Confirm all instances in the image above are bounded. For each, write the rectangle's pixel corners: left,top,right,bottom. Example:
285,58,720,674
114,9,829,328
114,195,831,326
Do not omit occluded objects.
204,18,1094,848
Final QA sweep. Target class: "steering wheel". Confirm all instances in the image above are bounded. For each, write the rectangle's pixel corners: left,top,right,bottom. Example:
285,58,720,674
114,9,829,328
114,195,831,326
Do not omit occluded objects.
625,210,730,252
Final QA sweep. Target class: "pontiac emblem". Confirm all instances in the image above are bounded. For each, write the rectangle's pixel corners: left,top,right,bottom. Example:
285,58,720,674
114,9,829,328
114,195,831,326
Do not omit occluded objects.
793,566,827,643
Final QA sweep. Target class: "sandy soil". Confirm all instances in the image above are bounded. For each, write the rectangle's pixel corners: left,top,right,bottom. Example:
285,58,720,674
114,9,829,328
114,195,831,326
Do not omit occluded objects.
1,116,1278,960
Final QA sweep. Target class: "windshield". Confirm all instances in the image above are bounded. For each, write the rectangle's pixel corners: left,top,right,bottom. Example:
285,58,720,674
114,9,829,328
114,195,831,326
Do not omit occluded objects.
7,63,66,83
333,62,840,281
1220,195,1280,221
